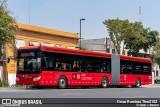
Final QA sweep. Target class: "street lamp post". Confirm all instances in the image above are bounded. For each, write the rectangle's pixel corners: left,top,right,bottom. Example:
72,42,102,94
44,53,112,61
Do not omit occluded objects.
79,18,85,49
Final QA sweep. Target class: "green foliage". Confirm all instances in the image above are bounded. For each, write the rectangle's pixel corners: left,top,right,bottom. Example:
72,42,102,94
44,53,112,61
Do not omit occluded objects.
152,38,160,65
0,79,9,87
3,80,9,87
0,0,19,57
0,79,2,87
140,28,159,52
103,18,143,55
124,22,144,56
11,84,25,87
103,18,127,54
103,18,159,56
155,80,160,84
0,80,24,87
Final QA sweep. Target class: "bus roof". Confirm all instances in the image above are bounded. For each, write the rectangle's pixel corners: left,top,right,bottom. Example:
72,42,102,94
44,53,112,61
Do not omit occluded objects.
120,55,152,63
42,46,112,58
19,46,40,50
19,46,152,63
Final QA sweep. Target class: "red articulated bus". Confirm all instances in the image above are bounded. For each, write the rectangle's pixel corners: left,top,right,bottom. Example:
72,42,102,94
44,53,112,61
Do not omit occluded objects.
16,46,152,89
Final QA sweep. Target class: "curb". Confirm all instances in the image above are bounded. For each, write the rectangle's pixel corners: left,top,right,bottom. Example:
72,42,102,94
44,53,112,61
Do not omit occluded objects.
141,84,152,87
141,84,160,87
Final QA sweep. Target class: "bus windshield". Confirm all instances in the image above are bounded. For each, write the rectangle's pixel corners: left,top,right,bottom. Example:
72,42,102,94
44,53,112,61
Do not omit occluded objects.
17,52,41,74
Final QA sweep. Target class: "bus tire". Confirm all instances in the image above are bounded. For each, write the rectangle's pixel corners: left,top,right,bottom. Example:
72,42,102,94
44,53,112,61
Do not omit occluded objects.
101,77,108,88
135,78,141,88
58,76,67,89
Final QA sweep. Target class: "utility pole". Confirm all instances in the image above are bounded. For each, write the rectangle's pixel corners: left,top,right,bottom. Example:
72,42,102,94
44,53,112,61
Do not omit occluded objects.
29,4,31,24
139,6,142,22
79,18,85,48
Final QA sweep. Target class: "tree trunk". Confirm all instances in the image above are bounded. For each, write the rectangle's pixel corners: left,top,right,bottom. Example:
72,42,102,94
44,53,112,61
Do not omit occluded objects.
1,44,7,81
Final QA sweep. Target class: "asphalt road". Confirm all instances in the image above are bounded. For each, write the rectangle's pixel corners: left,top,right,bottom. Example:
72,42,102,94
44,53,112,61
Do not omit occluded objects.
0,85,160,98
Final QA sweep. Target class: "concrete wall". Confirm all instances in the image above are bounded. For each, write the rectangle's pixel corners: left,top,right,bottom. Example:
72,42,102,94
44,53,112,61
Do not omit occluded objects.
8,74,16,86
81,38,129,55
81,38,106,52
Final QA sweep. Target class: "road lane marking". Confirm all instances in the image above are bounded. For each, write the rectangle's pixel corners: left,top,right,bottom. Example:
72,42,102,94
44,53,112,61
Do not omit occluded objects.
146,86,160,88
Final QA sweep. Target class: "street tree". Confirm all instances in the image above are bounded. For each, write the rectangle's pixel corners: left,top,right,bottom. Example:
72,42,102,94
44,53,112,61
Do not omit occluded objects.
140,28,159,53
123,22,144,56
152,38,160,65
103,18,159,57
103,18,143,55
0,0,19,57
103,18,128,54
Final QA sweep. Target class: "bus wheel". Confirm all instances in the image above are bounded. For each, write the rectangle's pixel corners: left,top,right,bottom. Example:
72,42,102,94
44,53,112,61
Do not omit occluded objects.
135,78,141,88
101,77,108,88
58,76,67,89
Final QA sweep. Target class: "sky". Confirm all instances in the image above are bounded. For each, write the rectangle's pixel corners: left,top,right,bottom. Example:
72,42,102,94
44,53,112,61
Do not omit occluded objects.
7,0,160,39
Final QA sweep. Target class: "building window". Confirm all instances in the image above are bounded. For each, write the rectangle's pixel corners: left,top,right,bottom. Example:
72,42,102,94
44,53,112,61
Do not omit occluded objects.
15,39,25,48
67,46,75,49
56,44,63,47
41,42,54,47
29,40,39,46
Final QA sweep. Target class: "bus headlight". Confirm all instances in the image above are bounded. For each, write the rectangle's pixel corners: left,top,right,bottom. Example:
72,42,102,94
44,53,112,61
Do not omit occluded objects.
16,77,19,81
33,76,41,81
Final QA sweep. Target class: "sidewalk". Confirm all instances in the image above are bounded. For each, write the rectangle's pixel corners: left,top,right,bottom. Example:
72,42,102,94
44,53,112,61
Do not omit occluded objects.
0,86,26,89
141,84,160,88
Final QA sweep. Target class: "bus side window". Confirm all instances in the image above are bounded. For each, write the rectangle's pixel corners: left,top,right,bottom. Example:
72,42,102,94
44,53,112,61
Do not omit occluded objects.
73,66,76,71
87,65,92,72
121,64,126,74
66,64,70,71
78,66,83,72
44,58,54,70
56,63,64,71
101,59,110,73
73,66,79,72
101,67,105,72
